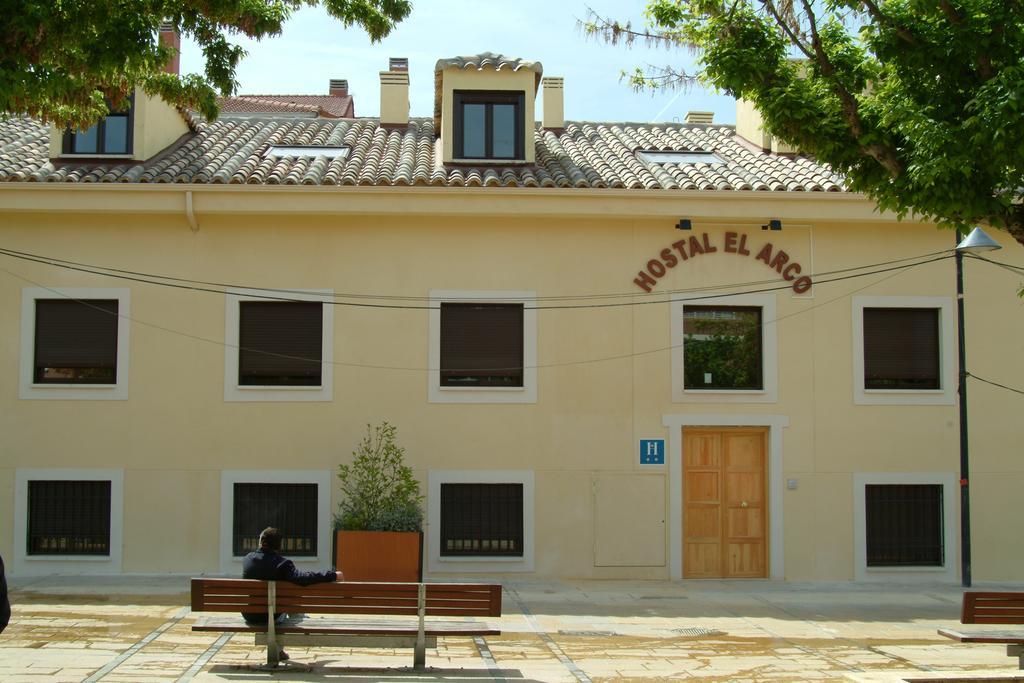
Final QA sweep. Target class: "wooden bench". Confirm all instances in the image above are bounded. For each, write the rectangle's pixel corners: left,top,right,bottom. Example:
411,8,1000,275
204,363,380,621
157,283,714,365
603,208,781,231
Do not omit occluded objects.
938,591,1024,669
190,578,502,669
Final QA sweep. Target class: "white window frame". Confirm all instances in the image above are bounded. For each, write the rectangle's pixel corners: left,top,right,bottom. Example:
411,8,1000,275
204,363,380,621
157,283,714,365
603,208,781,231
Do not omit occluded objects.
671,292,778,403
427,470,535,573
12,468,124,575
428,290,537,404
853,472,957,582
852,296,955,405
20,287,131,400
219,469,332,574
224,288,334,402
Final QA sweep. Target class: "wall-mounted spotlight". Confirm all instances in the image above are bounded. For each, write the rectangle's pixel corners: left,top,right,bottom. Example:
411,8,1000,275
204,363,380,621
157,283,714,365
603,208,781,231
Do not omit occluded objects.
761,219,782,231
676,219,692,230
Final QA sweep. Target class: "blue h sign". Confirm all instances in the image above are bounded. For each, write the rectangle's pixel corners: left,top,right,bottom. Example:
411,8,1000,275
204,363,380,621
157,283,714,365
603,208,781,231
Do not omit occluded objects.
639,439,665,465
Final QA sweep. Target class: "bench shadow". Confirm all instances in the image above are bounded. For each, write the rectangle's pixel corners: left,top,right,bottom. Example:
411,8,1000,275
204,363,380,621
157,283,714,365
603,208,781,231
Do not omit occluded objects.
207,664,532,680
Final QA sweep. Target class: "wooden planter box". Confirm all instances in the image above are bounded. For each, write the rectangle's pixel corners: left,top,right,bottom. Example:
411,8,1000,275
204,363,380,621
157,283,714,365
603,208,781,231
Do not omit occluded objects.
334,530,423,582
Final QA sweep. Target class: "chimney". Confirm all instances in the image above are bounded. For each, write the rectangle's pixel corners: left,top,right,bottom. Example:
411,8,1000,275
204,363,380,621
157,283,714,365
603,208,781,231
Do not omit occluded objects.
158,21,180,76
541,77,564,129
329,79,349,97
684,111,714,125
379,58,409,126
735,98,797,153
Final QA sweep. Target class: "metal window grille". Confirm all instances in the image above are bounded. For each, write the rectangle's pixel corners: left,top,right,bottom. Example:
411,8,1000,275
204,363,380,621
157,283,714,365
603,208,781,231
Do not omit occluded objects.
864,308,940,390
682,305,763,390
232,483,318,556
34,299,119,384
865,484,944,567
238,301,323,386
440,303,524,387
440,483,523,557
27,480,111,555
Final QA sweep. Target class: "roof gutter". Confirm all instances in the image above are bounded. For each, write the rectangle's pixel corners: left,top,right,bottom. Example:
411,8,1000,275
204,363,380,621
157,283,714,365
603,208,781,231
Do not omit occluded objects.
0,184,910,224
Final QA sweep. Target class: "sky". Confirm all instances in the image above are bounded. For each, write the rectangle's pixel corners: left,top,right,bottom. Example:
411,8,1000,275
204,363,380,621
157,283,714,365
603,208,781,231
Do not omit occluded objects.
177,1,737,125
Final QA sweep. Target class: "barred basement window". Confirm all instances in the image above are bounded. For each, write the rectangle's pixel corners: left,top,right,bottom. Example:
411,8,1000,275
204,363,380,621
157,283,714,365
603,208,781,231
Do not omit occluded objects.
34,299,119,384
232,483,318,557
865,484,944,567
27,480,111,555
863,308,940,390
440,303,524,387
238,301,323,386
440,483,523,557
683,305,763,390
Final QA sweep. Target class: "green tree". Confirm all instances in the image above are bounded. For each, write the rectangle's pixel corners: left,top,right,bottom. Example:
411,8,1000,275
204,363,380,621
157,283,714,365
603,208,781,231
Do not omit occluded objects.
584,1,1024,247
335,422,423,532
1,0,412,129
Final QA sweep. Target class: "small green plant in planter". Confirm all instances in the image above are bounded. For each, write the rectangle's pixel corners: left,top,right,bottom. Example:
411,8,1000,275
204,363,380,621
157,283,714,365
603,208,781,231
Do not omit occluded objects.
334,422,424,581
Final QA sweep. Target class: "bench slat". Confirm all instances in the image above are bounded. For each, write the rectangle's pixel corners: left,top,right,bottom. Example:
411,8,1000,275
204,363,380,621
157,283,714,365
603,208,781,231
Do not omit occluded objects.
963,592,1024,625
939,628,1024,645
193,616,499,637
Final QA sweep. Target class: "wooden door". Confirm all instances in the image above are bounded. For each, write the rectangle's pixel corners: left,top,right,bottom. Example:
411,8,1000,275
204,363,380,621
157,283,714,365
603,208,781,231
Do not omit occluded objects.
683,428,767,578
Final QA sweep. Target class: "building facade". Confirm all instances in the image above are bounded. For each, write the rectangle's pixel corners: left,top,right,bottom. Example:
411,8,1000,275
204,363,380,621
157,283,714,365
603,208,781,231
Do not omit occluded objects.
1,51,1022,582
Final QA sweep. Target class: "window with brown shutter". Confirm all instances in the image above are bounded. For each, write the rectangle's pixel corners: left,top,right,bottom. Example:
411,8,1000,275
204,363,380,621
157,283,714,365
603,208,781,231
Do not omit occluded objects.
440,483,523,557
34,299,119,384
863,308,940,390
27,480,111,555
238,301,323,386
440,303,524,387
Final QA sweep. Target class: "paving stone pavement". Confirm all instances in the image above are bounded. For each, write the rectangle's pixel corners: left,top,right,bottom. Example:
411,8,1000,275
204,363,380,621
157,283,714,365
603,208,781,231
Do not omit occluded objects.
2,576,1023,682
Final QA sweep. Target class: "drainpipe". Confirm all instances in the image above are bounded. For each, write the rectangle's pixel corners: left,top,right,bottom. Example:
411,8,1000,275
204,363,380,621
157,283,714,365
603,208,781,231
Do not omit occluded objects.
185,190,199,232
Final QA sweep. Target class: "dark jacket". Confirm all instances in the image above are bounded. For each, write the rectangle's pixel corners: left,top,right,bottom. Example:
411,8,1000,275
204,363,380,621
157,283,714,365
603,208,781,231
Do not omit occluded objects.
0,553,10,633
241,548,336,624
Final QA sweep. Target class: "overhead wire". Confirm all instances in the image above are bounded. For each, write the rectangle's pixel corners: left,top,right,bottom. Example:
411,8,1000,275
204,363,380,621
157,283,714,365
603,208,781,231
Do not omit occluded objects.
0,246,961,374
967,373,1024,396
0,245,952,310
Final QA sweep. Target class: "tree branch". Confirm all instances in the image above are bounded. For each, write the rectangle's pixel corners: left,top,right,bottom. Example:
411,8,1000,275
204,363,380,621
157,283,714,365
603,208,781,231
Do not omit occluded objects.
759,0,814,60
859,0,919,46
579,12,683,49
798,0,903,176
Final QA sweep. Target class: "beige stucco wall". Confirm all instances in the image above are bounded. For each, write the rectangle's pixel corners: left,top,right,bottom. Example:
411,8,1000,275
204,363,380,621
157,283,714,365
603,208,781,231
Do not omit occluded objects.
439,67,537,163
134,90,190,160
1,188,1022,581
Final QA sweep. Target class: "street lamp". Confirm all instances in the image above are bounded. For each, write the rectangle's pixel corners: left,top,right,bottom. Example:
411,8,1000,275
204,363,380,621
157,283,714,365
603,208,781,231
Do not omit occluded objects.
954,226,1001,587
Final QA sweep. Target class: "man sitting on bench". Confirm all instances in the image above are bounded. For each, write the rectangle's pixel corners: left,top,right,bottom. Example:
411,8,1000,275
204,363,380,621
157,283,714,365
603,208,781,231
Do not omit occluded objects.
242,527,344,661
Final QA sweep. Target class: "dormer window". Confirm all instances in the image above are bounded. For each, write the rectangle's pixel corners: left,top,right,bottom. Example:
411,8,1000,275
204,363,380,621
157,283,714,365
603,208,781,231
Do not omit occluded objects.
454,91,524,160
62,98,134,155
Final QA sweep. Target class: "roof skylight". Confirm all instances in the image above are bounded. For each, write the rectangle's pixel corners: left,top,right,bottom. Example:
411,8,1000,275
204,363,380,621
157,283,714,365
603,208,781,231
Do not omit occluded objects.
638,150,726,165
264,145,350,159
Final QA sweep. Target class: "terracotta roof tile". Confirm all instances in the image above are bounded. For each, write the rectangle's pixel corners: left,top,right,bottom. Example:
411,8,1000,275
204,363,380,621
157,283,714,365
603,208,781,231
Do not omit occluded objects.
0,115,847,193
218,94,355,119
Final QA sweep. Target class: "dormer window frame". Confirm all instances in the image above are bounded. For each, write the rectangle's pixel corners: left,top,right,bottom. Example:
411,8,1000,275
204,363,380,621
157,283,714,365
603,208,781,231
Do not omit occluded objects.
453,90,525,162
61,95,135,157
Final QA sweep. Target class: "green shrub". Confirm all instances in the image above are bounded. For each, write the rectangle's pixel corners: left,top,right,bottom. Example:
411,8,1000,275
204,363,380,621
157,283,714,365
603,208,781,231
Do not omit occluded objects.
334,422,423,532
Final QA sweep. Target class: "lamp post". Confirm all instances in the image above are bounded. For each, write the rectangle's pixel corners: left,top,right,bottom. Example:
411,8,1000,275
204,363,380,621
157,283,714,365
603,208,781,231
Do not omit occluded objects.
954,226,1001,587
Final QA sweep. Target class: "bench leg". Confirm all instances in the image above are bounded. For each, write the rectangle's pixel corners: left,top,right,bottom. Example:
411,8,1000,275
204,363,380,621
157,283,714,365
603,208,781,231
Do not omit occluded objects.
414,583,426,669
413,640,426,669
1008,644,1023,670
